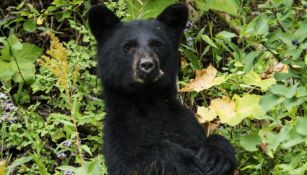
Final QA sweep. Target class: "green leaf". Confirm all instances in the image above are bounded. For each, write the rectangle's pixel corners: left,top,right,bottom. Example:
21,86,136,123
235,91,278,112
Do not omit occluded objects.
0,39,11,61
81,145,93,156
285,84,297,98
279,32,295,47
0,35,42,83
8,156,33,172
56,165,77,172
32,154,49,175
243,71,276,91
58,156,105,175
297,86,307,97
58,120,74,127
278,124,292,142
201,34,217,48
240,133,261,152
11,60,36,83
235,94,265,119
260,94,281,112
296,117,307,136
243,51,259,73
282,127,305,148
263,131,280,156
216,31,237,39
203,0,239,16
254,14,269,35
284,97,305,111
270,84,288,95
267,28,282,43
0,19,8,26
13,83,31,104
8,34,23,51
274,72,298,80
0,59,14,81
78,112,105,125
14,43,43,62
23,20,37,32
242,14,269,36
126,0,176,19
295,21,307,42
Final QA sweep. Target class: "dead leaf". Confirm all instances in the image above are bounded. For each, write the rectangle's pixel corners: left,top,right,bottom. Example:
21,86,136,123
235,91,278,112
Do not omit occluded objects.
180,64,225,92
180,57,189,69
261,62,288,79
260,143,267,153
273,63,288,73
207,120,221,135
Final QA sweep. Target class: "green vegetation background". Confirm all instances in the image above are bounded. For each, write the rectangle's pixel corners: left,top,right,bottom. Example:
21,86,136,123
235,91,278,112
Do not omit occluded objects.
0,0,306,174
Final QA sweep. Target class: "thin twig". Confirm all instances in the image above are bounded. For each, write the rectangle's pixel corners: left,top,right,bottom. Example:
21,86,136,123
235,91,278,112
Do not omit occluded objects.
272,9,287,32
6,40,26,84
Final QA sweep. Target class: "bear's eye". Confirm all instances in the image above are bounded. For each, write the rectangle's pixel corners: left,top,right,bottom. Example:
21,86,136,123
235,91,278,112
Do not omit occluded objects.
150,40,162,51
123,41,137,55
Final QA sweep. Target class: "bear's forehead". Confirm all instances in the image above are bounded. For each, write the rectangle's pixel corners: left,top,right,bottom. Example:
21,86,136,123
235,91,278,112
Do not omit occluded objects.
106,20,171,46
117,20,166,36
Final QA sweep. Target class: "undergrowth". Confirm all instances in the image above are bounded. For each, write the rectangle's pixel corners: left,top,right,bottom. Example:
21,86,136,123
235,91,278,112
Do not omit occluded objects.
0,0,306,174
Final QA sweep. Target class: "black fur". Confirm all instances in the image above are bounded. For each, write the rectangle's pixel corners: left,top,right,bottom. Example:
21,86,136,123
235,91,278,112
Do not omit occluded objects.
88,3,236,175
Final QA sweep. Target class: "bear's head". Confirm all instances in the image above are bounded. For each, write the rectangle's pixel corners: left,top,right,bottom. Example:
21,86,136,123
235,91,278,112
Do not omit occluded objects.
88,3,188,94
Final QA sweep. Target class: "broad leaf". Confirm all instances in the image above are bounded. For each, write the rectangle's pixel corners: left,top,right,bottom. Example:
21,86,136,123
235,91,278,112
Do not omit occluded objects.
23,20,36,32
180,64,226,92
203,0,239,16
243,71,276,91
296,117,307,136
240,133,261,152
0,34,42,83
210,96,239,126
235,94,265,119
260,94,281,112
126,0,176,19
196,106,216,123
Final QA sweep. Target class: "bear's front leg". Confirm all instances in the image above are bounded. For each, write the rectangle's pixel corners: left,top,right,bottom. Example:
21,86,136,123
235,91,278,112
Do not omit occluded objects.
198,134,236,175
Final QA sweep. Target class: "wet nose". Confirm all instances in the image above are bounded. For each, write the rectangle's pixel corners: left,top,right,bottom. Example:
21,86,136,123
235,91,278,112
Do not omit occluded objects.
139,58,156,74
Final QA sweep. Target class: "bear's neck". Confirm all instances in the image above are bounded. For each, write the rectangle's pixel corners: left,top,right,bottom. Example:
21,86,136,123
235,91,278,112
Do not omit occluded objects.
103,87,179,114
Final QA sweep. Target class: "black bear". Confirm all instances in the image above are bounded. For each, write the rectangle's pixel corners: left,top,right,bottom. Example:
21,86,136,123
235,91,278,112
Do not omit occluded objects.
88,3,236,175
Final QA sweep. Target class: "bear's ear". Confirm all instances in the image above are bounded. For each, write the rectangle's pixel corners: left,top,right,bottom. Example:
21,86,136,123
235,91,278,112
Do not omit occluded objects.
88,5,120,40
157,3,188,35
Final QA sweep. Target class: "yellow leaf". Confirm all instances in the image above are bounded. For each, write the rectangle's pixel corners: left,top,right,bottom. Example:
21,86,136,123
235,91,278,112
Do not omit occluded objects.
243,71,276,91
180,64,226,92
210,96,240,126
234,94,265,119
196,94,265,126
196,106,217,123
36,17,43,25
0,160,5,175
38,32,70,97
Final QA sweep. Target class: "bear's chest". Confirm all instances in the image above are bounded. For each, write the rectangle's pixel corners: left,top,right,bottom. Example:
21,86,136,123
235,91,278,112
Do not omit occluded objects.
105,104,191,147
126,106,182,140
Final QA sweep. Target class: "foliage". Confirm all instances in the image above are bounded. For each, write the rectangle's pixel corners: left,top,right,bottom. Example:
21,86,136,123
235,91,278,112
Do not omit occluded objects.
0,0,306,174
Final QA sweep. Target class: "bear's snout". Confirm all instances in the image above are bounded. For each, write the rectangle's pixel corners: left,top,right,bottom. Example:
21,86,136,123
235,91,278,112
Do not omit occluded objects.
132,48,164,83
138,57,156,74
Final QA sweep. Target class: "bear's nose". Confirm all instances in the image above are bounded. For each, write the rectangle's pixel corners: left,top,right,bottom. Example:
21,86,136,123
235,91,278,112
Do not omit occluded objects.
139,58,156,74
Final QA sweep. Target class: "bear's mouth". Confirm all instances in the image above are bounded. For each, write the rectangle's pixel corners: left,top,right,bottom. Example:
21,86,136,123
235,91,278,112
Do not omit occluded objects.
133,68,164,83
